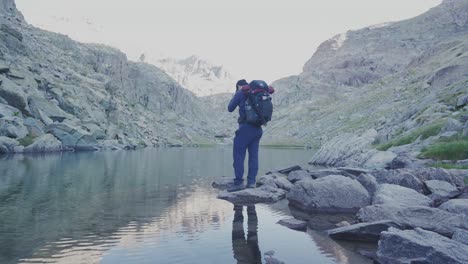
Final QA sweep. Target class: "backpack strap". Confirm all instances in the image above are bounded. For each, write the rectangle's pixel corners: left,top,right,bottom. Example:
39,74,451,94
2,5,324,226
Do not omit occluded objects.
247,92,267,126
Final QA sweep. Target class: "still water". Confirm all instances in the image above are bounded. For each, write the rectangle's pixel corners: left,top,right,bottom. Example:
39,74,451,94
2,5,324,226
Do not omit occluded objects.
0,147,371,264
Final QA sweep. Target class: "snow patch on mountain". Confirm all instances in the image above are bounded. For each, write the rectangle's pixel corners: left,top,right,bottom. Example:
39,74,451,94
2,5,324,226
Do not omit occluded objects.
152,55,238,97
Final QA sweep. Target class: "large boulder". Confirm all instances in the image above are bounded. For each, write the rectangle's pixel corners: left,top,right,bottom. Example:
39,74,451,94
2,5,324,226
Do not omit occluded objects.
0,136,22,153
377,228,468,264
28,96,72,124
357,204,468,237
425,180,458,197
453,228,468,246
0,103,21,118
353,173,379,196
439,199,468,217
441,118,463,132
371,169,426,193
456,94,468,108
328,220,400,242
372,184,432,207
46,123,98,151
0,116,27,139
217,185,287,205
23,118,44,137
411,168,464,188
0,76,28,114
287,175,370,213
23,134,62,153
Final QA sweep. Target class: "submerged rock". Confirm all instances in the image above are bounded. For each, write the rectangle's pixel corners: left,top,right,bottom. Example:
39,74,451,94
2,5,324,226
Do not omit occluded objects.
377,228,468,264
358,204,468,237
372,184,432,207
328,220,400,242
277,218,308,231
287,175,370,213
217,185,286,205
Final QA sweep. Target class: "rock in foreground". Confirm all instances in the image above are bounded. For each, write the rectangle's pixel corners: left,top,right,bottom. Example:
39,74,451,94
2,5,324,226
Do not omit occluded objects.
372,184,432,207
287,175,370,213
328,220,400,242
439,199,468,217
217,186,286,205
358,204,468,237
377,228,468,264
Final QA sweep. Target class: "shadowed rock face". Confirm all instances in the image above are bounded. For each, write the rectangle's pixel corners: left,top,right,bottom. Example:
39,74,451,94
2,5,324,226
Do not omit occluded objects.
0,0,219,152
377,228,468,264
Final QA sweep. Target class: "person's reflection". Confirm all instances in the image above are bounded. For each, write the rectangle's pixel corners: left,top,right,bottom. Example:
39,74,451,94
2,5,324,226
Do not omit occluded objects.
232,205,262,264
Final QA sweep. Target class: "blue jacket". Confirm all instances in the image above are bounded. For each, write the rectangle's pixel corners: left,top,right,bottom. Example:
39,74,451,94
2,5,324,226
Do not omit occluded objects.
228,90,247,124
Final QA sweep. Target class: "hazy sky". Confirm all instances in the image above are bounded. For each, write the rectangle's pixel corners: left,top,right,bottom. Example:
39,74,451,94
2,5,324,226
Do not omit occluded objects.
16,0,442,82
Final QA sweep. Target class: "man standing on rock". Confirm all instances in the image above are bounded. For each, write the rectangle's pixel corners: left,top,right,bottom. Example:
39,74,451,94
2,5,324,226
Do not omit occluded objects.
227,79,274,192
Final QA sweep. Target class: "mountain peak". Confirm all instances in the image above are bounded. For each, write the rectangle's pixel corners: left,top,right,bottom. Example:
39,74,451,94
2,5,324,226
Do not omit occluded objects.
153,55,236,96
0,0,23,19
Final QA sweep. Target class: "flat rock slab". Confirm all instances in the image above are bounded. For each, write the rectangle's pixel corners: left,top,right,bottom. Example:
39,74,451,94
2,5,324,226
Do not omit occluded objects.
217,186,286,205
358,204,468,237
211,176,234,190
309,168,353,179
377,228,468,264
373,184,431,207
425,180,458,197
287,175,370,213
439,199,468,217
277,218,308,231
328,220,400,242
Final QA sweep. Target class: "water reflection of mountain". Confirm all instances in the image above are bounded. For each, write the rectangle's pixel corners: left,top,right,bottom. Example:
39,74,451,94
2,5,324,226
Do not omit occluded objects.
0,149,233,264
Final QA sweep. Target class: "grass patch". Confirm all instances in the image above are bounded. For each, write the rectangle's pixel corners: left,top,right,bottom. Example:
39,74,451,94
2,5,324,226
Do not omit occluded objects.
431,161,468,170
419,139,468,161
376,121,445,151
18,134,36,147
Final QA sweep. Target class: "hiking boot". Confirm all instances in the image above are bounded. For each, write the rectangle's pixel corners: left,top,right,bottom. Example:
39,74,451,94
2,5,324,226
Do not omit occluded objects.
227,183,245,192
246,182,256,189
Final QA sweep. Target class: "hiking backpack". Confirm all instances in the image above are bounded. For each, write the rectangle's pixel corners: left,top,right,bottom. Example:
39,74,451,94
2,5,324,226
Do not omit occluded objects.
244,80,273,126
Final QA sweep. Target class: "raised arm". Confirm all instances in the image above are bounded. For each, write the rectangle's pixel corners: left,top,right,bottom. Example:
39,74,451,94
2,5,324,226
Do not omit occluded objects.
228,90,244,112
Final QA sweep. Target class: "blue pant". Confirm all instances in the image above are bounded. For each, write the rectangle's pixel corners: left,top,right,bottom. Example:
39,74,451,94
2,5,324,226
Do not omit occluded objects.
233,124,263,185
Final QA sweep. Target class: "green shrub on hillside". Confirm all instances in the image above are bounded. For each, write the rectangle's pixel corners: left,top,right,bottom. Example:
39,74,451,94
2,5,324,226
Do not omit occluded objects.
420,139,468,161
376,121,445,151
18,134,36,147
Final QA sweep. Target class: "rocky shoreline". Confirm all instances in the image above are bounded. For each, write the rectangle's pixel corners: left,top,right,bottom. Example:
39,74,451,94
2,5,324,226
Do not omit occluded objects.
213,164,468,263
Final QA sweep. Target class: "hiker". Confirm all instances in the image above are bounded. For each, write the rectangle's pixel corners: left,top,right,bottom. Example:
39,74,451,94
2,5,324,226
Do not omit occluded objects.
227,79,274,192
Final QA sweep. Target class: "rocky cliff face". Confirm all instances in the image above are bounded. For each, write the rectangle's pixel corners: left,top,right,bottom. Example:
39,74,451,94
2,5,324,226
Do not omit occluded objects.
264,0,468,149
0,1,217,153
